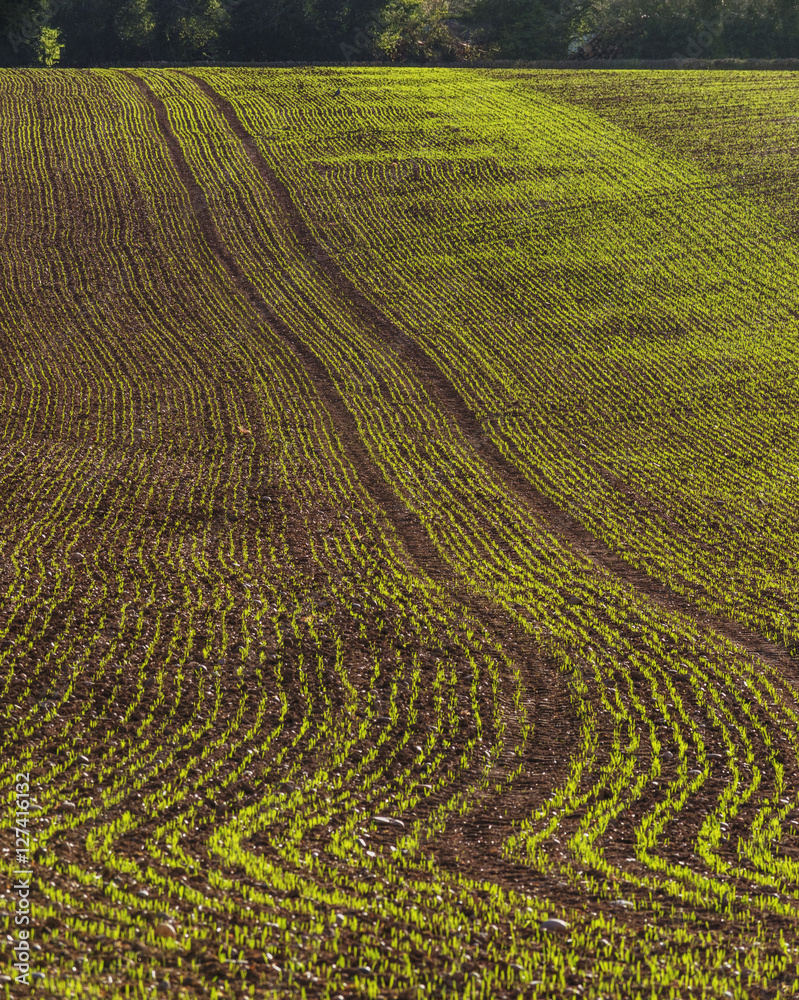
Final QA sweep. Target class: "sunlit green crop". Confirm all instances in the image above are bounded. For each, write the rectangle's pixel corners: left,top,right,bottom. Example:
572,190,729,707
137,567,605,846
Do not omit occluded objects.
2,65,799,999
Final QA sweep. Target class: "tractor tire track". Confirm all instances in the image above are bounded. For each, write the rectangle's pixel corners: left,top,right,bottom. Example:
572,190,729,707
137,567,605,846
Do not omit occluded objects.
183,70,799,685
122,70,574,750
126,76,796,919
168,77,799,917
123,71,572,680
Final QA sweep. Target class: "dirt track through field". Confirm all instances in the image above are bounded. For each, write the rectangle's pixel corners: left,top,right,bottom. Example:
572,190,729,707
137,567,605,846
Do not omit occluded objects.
122,71,582,824
121,71,525,629
123,70,799,916
175,71,798,685
122,74,799,919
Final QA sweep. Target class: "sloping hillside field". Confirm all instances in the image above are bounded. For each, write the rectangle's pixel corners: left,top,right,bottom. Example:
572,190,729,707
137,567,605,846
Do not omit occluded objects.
4,66,799,998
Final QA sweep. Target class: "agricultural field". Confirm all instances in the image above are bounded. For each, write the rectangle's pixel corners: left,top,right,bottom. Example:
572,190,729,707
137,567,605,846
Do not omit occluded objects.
2,65,799,998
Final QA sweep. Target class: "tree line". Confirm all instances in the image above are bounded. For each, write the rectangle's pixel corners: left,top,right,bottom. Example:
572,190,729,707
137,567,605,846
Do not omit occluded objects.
1,0,798,67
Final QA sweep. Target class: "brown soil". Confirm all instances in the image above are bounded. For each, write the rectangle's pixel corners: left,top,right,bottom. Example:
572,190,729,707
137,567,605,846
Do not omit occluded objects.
180,72,799,690
2,69,798,1000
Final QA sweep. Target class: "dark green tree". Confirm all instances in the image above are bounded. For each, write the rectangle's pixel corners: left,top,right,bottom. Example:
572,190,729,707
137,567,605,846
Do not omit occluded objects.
40,0,156,64
578,0,799,59
153,0,229,59
372,0,467,61
2,0,799,64
460,0,573,59
1,0,53,64
224,0,389,61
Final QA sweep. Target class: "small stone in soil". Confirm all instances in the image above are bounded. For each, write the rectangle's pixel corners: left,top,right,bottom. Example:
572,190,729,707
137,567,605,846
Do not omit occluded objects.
374,815,405,828
540,918,569,934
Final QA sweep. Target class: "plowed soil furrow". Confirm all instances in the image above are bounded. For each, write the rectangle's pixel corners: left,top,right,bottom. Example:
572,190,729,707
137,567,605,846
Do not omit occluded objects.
183,72,799,689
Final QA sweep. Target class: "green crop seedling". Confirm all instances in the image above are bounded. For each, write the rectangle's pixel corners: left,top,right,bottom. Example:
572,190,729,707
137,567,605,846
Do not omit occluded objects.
1,65,799,998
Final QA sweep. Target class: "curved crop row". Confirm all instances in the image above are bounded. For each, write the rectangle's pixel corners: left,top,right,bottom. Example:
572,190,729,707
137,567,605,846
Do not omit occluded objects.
124,66,799,994
203,65,799,657
0,68,538,999
3,65,799,998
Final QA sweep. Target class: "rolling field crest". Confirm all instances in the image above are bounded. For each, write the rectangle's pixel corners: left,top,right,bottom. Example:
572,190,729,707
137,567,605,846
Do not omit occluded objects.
2,67,799,998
